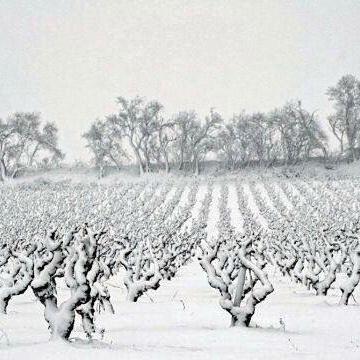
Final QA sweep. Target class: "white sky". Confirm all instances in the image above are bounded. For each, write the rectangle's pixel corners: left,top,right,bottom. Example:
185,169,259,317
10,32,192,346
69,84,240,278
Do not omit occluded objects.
1,0,359,161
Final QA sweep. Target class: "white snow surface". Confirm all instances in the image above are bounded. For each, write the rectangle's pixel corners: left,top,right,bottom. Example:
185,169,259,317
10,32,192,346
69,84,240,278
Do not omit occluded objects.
206,183,221,241
227,183,244,234
2,175,360,359
1,262,360,360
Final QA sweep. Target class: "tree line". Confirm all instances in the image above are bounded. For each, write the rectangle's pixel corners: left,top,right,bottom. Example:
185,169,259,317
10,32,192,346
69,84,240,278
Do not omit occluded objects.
83,74,360,176
1,74,360,180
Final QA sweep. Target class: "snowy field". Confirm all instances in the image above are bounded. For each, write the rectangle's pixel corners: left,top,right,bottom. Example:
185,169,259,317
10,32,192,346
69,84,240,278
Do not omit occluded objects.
1,261,360,360
1,175,360,359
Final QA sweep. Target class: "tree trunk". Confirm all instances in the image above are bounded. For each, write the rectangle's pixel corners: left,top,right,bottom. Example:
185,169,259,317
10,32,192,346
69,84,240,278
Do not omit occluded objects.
178,148,184,171
28,144,40,168
138,161,145,176
233,266,246,307
230,312,251,327
43,297,74,341
145,159,150,173
42,285,91,341
340,139,344,156
129,142,145,176
109,153,121,171
132,149,145,175
194,156,200,175
0,295,10,314
164,154,170,174
0,158,7,181
165,161,170,174
347,133,356,162
98,164,104,179
339,249,360,305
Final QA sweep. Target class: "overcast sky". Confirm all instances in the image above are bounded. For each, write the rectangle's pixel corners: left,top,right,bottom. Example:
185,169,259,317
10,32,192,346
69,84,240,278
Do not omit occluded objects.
1,0,359,161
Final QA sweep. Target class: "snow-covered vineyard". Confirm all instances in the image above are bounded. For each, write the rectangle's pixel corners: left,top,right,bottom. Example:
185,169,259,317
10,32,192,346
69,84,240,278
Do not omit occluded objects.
1,177,360,359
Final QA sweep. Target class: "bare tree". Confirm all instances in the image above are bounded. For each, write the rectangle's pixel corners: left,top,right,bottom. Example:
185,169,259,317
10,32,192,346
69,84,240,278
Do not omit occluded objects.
327,75,360,161
171,110,221,174
186,109,222,175
172,111,198,171
218,112,279,168
151,118,176,173
291,101,328,160
270,102,326,164
83,119,128,178
217,124,242,170
107,96,163,175
225,114,253,166
0,112,63,181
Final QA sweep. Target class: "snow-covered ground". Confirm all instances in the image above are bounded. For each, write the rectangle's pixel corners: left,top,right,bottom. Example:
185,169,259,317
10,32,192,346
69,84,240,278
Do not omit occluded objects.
1,261,360,360
2,173,360,359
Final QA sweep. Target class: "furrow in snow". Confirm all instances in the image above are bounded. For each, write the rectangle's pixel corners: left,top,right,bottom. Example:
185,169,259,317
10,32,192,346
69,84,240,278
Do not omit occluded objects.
272,182,293,211
206,183,221,241
243,183,268,229
227,182,244,234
